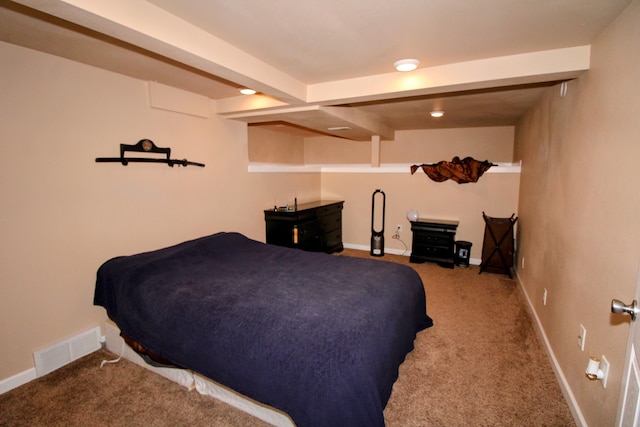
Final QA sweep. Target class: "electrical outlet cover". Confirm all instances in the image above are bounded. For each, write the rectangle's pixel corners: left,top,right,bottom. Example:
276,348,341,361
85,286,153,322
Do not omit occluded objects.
579,324,586,351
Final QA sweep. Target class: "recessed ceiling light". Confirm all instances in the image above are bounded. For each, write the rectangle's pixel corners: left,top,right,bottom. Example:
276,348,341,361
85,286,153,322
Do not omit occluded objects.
327,126,352,131
430,110,445,118
394,59,420,72
239,88,256,95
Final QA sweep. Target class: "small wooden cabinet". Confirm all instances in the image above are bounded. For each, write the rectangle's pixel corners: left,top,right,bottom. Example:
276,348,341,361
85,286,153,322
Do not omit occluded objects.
264,200,344,253
409,218,459,268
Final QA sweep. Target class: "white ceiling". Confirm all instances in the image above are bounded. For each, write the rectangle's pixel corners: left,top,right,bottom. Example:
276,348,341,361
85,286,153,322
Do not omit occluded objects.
146,0,628,84
1,0,632,139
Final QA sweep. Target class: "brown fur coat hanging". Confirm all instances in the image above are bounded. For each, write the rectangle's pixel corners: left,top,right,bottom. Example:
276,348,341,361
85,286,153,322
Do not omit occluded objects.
410,156,495,184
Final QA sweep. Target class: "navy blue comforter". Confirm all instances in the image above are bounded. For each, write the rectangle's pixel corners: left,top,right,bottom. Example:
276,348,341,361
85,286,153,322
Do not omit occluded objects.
95,232,432,426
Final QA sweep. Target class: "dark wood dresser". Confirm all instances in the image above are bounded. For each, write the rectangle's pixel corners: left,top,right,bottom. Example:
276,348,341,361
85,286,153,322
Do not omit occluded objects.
409,218,459,268
264,200,344,253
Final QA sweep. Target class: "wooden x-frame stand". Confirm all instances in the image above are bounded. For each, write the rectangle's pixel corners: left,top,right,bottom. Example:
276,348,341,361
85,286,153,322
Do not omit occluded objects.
479,212,518,278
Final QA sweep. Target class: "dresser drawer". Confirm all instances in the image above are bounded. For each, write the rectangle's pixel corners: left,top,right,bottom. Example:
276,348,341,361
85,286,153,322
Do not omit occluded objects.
413,232,451,247
412,242,452,257
319,212,341,232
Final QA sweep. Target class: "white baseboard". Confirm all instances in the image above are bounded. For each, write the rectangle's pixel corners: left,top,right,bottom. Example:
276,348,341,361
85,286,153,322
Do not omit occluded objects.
343,242,408,255
0,367,37,395
514,270,587,427
342,242,481,265
1,326,102,395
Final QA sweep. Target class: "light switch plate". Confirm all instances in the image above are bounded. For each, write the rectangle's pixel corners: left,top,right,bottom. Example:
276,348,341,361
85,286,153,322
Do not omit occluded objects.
578,324,586,351
601,355,609,388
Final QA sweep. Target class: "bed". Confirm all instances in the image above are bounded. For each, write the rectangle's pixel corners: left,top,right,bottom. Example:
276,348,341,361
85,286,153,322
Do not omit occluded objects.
94,232,432,426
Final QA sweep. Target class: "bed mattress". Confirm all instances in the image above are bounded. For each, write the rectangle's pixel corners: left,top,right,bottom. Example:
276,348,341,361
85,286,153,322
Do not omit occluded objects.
95,232,432,426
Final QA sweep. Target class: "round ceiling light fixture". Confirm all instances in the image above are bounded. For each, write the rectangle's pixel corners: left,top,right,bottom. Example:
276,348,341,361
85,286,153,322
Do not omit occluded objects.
393,58,420,72
239,88,257,95
430,110,445,118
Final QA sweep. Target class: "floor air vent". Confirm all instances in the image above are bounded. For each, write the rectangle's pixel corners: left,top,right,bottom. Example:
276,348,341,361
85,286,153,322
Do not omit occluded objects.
33,327,102,377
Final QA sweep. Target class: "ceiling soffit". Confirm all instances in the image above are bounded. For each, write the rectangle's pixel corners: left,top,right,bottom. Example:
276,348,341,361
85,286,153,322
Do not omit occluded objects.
6,1,602,140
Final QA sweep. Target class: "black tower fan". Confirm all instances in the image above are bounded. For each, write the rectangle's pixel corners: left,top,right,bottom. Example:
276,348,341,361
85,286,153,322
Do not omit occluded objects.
370,189,386,256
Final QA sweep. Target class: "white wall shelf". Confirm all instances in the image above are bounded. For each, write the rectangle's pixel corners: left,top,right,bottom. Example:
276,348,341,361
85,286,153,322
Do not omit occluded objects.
248,162,521,174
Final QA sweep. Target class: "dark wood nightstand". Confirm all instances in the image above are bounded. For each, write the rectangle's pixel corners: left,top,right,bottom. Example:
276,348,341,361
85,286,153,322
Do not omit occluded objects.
409,218,459,268
264,200,344,253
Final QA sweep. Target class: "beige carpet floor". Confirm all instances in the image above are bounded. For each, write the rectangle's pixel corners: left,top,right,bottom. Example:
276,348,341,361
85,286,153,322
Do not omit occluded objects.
0,250,576,426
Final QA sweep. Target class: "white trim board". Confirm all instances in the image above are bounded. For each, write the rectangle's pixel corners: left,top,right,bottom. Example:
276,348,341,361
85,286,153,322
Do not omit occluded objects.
0,368,37,395
514,270,587,427
248,162,521,174
0,326,102,395
343,242,481,265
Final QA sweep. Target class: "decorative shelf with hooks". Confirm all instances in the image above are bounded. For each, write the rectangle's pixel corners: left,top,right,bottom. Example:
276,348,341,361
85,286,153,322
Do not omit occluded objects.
95,139,205,168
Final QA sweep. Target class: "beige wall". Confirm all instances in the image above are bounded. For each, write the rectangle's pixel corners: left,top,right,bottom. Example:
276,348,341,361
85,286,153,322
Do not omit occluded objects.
248,126,305,164
0,41,320,379
514,1,640,424
382,127,514,164
318,127,519,256
249,123,520,259
322,172,519,258
304,126,514,164
304,135,373,164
